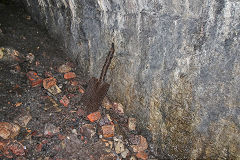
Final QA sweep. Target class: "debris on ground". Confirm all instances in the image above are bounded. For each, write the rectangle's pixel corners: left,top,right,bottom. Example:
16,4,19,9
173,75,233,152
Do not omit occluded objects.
0,2,156,159
128,117,137,131
0,122,20,139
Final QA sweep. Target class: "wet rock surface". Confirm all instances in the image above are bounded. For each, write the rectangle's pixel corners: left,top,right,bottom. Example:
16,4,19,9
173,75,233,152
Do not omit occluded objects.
0,2,153,159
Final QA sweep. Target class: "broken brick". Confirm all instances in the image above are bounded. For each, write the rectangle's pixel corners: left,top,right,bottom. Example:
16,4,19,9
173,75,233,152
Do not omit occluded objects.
60,95,69,107
26,71,43,87
87,111,101,122
136,151,148,160
64,72,76,79
8,141,25,156
43,77,57,89
78,86,85,94
102,125,114,138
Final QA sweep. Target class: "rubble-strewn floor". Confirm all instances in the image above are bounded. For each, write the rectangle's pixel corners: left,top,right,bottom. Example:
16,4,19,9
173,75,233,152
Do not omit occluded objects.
0,2,156,160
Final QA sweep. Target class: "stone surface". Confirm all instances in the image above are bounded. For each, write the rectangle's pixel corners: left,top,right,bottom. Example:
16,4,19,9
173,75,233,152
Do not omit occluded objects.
113,137,124,154
13,112,32,127
58,64,72,73
22,0,240,159
131,135,148,153
0,122,20,139
44,123,60,136
102,125,115,138
128,118,136,131
81,124,96,139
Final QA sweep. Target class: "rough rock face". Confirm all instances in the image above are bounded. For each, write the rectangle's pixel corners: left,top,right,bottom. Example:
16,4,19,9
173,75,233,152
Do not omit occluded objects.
21,0,240,159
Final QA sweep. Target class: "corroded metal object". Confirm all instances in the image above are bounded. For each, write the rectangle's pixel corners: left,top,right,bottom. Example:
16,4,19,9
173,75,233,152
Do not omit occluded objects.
82,43,115,113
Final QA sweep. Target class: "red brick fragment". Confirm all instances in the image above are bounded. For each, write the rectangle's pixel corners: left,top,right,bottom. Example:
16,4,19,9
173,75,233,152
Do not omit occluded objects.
136,151,148,160
26,71,42,87
36,143,43,152
8,141,25,156
87,111,101,122
102,125,114,138
64,72,76,79
43,77,56,89
60,95,69,107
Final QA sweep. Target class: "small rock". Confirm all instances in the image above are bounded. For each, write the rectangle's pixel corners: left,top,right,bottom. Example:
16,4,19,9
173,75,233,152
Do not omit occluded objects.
102,97,112,110
99,115,112,126
47,85,61,95
26,71,43,87
114,137,125,154
64,72,76,79
0,122,20,139
87,111,101,122
44,123,60,136
26,15,31,20
36,143,43,152
60,95,69,107
14,112,32,127
102,125,115,138
76,108,86,117
26,53,35,63
0,48,3,59
128,118,136,131
0,47,23,63
136,151,148,160
72,129,78,135
58,64,72,73
80,124,96,139
43,77,57,89
113,102,124,114
130,156,137,160
131,135,148,152
121,149,129,158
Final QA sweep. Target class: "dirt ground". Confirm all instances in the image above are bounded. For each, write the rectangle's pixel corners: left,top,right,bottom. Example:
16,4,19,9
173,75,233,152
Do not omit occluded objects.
0,2,157,160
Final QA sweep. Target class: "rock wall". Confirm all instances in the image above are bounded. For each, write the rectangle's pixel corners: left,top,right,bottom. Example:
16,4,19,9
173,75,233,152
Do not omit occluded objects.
21,0,240,159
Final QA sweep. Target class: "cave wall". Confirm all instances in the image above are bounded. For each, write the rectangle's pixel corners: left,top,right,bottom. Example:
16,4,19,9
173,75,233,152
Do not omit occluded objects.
21,0,240,159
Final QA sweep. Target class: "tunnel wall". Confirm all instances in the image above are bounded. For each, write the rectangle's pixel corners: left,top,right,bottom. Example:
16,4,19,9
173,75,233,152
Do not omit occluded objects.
22,0,240,158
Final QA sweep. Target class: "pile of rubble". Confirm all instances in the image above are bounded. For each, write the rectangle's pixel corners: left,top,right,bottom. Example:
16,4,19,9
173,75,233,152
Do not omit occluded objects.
0,47,155,159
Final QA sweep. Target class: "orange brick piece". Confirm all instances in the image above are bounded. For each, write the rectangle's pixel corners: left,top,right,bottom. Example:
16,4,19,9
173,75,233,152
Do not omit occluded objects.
87,111,101,122
60,95,69,107
43,77,56,89
136,151,148,160
26,71,42,87
64,72,76,79
102,125,114,138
